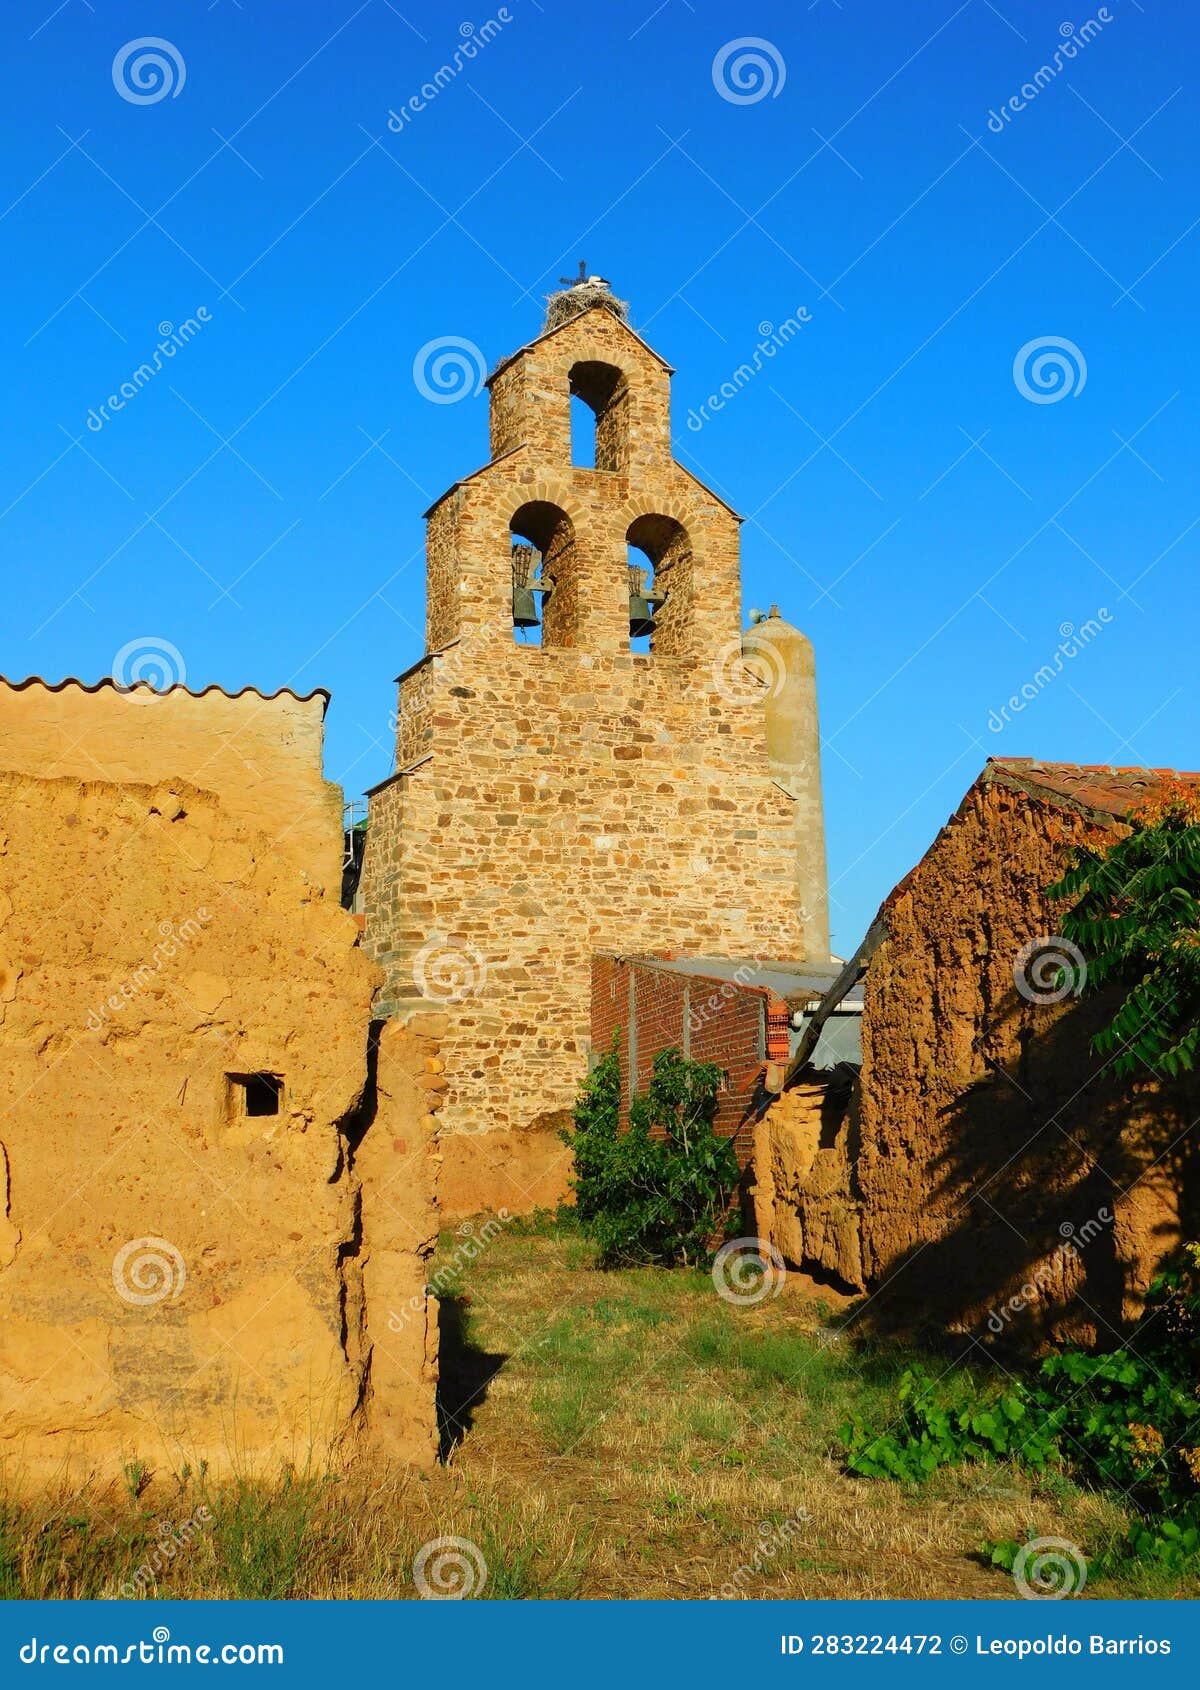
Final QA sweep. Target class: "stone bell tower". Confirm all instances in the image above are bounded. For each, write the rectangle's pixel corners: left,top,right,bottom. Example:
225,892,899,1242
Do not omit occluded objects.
362,276,826,1216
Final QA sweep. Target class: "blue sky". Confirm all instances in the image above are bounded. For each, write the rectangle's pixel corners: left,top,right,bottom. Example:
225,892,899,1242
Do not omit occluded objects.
2,0,1196,955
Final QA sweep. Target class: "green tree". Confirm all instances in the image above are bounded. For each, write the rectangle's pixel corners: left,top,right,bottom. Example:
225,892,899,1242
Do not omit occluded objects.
562,1043,740,1267
1050,781,1200,1077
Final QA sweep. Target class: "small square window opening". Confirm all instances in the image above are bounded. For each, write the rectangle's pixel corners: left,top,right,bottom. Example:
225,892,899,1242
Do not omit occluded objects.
227,1073,283,1118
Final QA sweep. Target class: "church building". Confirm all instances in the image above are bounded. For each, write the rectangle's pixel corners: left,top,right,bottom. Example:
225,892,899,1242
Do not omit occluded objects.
361,275,828,1215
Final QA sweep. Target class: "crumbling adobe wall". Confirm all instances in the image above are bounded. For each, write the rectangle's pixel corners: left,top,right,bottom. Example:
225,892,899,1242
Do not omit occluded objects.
351,1015,442,1463
855,778,1200,1345
752,776,1200,1343
750,1080,863,1291
0,678,342,886
0,769,437,1488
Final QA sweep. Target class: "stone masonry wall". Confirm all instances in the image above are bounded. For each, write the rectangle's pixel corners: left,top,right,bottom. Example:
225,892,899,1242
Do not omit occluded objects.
362,641,803,1216
363,305,812,1218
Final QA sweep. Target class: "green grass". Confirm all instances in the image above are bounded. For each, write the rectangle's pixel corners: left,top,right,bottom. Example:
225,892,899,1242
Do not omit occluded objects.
0,1216,1194,1600
204,1474,319,1600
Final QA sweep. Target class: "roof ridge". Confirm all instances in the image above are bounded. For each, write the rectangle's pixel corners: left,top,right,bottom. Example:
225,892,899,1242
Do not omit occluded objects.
988,754,1200,780
0,674,330,710
984,755,1200,819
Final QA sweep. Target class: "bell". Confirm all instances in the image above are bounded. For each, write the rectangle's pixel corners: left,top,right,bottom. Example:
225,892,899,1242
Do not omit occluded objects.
513,584,539,628
628,563,657,640
628,590,656,639
512,543,541,629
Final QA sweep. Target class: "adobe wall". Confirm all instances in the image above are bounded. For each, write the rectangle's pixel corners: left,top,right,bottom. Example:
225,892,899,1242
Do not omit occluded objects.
0,678,342,887
0,768,438,1489
750,1079,863,1290
755,777,1200,1345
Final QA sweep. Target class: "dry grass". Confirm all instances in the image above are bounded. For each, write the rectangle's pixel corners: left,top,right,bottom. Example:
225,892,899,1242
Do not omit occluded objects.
1,1214,1192,1601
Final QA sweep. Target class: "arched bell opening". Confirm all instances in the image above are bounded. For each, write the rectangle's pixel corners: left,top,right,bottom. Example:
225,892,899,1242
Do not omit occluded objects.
569,361,628,471
510,500,576,648
626,513,692,655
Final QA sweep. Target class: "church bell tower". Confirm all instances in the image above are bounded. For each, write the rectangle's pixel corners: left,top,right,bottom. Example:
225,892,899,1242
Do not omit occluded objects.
362,274,827,1216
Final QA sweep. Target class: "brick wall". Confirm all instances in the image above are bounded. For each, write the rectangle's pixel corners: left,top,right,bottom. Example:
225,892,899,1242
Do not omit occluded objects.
591,955,788,1165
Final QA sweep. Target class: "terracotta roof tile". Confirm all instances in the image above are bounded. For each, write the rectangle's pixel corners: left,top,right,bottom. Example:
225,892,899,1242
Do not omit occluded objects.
986,756,1200,819
0,674,329,711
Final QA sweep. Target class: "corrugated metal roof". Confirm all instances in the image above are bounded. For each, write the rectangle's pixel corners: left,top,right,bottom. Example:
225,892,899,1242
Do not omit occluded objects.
606,953,864,1008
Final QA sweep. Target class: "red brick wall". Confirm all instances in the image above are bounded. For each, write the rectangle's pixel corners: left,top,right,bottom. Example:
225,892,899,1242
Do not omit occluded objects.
590,955,782,1165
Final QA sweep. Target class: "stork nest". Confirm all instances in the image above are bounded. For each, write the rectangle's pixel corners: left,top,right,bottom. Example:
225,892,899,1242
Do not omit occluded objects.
543,282,629,333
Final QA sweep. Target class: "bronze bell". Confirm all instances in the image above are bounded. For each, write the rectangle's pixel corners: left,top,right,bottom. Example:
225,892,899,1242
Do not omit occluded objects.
628,565,659,639
513,584,539,628
629,591,656,639
513,544,541,630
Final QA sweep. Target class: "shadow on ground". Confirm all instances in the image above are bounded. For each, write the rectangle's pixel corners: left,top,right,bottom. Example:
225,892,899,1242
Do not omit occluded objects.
436,1291,507,1461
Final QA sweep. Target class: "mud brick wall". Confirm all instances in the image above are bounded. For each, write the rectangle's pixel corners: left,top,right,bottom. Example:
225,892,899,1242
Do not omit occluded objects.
591,956,783,1165
0,677,343,888
363,304,814,1219
353,1014,443,1464
754,767,1200,1345
853,773,1200,1345
751,1080,863,1291
0,757,439,1489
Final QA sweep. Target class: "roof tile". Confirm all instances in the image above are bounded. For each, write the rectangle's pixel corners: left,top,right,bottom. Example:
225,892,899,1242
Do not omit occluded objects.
987,756,1200,819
